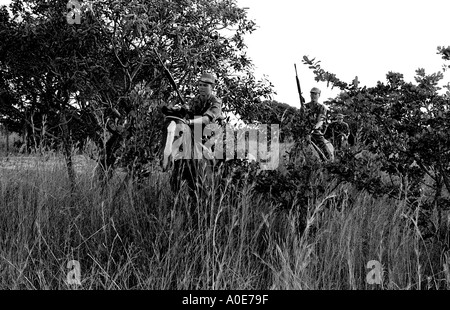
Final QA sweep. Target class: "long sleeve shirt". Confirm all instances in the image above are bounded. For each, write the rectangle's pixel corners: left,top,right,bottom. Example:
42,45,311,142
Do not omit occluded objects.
189,94,222,124
327,121,350,137
305,101,328,132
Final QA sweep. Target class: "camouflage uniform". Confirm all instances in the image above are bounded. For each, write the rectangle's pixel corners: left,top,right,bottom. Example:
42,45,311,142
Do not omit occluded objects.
304,101,333,160
189,94,222,125
326,119,349,150
171,92,223,200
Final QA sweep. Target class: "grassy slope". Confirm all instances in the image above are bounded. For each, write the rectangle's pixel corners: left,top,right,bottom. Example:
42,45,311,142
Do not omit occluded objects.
0,153,449,290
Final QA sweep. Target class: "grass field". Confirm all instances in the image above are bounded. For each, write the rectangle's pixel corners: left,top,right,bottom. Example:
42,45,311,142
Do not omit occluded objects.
1,150,449,290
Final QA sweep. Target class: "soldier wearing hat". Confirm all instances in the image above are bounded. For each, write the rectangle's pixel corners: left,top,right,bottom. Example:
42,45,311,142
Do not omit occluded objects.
304,87,334,160
326,113,350,151
186,72,222,127
168,72,223,226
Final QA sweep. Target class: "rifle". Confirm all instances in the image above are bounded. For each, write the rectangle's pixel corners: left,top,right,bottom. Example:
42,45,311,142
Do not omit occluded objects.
294,63,305,109
153,48,186,106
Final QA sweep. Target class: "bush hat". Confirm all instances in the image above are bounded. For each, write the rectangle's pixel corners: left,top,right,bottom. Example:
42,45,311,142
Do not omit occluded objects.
199,72,215,84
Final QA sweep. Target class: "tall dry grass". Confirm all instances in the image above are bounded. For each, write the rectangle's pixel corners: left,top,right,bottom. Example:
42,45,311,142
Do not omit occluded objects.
0,153,449,290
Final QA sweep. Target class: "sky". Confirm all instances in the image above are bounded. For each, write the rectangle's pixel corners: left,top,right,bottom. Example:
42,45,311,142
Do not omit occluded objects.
236,0,450,107
1,0,449,109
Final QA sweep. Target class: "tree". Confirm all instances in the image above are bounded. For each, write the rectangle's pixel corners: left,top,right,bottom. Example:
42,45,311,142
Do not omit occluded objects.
0,0,274,184
303,52,450,238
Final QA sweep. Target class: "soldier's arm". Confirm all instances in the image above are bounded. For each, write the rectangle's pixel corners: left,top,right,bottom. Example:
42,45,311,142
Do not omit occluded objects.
314,115,325,130
314,105,327,130
203,96,222,123
188,116,208,125
188,96,222,126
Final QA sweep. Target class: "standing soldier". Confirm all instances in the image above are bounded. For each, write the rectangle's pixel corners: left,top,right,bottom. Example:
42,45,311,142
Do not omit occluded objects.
163,72,223,228
185,72,222,127
169,72,222,126
168,72,223,158
326,113,350,151
185,72,223,162
168,72,223,211
304,87,334,161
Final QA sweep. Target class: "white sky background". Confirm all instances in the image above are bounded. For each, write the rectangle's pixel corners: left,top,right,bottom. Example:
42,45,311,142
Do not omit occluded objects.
1,0,449,109
236,0,450,107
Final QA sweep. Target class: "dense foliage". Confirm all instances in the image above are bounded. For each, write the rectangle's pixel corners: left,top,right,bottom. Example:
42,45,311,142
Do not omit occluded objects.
0,0,273,183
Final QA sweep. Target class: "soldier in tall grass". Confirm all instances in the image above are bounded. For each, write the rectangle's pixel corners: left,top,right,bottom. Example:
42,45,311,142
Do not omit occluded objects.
326,113,350,151
162,72,223,227
304,87,334,161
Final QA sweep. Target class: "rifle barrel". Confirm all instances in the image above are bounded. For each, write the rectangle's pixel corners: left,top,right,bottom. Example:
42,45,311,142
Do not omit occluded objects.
154,48,186,106
294,64,304,107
